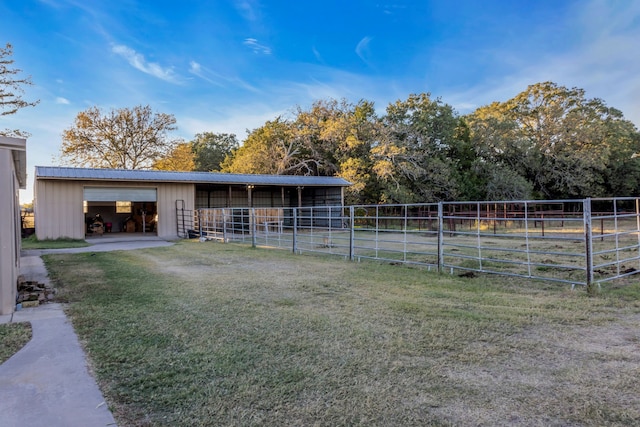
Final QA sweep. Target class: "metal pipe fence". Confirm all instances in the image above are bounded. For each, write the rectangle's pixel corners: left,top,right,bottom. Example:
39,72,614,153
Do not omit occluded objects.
193,198,640,286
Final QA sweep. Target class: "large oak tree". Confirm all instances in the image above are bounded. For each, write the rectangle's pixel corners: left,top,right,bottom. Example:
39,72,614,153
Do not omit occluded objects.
60,105,177,169
372,93,463,203
467,82,640,199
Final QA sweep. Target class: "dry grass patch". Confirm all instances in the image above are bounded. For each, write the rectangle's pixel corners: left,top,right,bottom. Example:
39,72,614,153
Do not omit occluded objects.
44,241,640,426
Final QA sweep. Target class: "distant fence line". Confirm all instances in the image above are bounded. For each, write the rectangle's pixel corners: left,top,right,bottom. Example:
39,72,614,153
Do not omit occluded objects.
190,198,640,287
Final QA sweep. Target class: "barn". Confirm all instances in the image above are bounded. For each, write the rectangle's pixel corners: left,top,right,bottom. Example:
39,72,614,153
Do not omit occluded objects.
0,136,27,315
34,166,351,240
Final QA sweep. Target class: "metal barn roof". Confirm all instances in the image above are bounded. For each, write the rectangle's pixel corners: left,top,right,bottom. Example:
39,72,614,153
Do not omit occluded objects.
35,166,351,187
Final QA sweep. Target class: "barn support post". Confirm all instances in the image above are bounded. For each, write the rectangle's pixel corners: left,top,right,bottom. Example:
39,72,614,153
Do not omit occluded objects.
251,208,257,248
349,206,355,261
292,208,298,253
437,202,444,273
583,198,595,294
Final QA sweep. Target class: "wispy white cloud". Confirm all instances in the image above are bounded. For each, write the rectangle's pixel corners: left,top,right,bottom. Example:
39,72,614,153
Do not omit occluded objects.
312,46,324,64
189,61,201,74
188,60,222,87
243,38,272,55
355,36,374,67
55,97,70,104
111,44,179,83
443,0,640,126
234,0,259,22
188,60,259,92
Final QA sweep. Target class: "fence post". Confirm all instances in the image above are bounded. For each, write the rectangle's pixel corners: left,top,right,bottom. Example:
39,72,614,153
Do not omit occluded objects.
349,206,355,261
251,208,257,248
222,209,227,243
637,198,640,271
403,205,408,262
292,208,298,253
198,209,203,238
583,198,595,293
438,202,444,273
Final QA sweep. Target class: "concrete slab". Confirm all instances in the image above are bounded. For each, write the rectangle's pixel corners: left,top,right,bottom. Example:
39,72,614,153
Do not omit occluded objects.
0,304,117,427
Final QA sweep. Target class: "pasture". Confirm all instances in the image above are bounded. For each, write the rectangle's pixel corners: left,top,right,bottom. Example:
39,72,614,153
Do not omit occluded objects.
45,241,640,426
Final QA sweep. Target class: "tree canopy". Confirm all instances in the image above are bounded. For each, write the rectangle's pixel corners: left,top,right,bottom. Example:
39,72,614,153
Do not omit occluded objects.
152,142,195,171
58,81,640,203
221,99,382,204
60,105,178,169
191,132,239,172
372,93,462,203
218,84,640,203
467,82,640,199
1,43,39,137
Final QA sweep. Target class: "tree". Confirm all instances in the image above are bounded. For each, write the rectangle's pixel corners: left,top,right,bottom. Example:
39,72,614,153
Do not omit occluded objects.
191,132,239,172
1,43,39,137
290,99,382,204
221,118,295,174
221,98,383,204
372,93,463,203
152,142,195,171
602,119,640,196
60,105,178,169
467,82,640,199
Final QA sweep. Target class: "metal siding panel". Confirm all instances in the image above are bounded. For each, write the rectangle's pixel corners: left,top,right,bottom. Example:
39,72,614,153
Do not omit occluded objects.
195,190,209,209
69,182,84,239
231,189,248,207
211,190,227,207
157,183,194,239
35,181,84,240
36,180,53,239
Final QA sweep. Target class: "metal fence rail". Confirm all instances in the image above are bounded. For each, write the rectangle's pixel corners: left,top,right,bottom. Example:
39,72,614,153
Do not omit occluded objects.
192,198,640,286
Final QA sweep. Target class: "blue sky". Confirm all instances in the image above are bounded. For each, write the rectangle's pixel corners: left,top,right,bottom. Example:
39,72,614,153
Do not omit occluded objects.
2,0,640,203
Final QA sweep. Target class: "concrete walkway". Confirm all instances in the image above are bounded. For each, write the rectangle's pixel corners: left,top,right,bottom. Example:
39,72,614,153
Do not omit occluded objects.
0,238,175,427
0,303,117,427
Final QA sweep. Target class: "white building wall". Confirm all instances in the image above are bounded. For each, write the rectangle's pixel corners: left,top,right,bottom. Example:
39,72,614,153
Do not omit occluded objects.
0,137,26,315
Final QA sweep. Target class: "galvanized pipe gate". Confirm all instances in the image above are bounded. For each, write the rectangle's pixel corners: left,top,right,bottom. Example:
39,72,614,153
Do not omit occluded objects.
192,198,640,287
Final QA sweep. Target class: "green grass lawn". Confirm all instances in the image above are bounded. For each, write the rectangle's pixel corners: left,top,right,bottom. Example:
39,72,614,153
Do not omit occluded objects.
21,235,90,250
43,241,640,426
0,323,32,364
